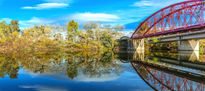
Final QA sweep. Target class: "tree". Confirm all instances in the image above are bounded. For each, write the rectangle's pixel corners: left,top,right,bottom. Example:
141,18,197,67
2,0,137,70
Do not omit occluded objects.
83,22,97,41
67,20,79,42
113,24,125,38
54,33,63,43
100,31,114,48
9,20,20,33
0,21,10,43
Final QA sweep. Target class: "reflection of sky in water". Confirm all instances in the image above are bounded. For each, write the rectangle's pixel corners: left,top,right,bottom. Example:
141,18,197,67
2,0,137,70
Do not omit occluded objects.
0,51,204,91
0,61,152,91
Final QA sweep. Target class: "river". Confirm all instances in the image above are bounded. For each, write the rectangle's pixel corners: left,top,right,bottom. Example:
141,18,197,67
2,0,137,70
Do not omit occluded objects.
0,51,204,91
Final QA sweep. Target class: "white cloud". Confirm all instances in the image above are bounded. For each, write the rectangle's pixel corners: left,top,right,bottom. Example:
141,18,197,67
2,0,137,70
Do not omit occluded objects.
132,0,187,7
44,0,72,3
22,0,72,10
21,17,55,25
132,0,153,7
70,13,120,22
20,85,68,91
22,3,68,10
19,17,55,29
74,74,120,82
0,18,12,23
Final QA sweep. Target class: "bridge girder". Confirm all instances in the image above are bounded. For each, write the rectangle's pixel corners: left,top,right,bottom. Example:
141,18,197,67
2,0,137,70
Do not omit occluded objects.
131,0,205,39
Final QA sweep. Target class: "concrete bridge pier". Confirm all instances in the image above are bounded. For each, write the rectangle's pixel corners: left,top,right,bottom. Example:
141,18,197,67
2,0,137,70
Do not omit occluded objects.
178,39,199,51
132,51,145,61
178,51,199,61
128,39,144,51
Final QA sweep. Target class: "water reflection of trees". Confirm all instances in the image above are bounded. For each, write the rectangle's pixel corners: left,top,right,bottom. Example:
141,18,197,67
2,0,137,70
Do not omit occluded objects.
66,51,124,79
0,57,19,79
0,51,123,79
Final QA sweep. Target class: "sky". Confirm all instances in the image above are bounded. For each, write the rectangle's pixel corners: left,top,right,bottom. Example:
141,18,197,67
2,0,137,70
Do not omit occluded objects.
0,0,187,29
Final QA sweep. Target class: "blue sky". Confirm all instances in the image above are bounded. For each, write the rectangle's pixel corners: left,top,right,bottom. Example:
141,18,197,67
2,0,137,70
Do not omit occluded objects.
0,0,187,28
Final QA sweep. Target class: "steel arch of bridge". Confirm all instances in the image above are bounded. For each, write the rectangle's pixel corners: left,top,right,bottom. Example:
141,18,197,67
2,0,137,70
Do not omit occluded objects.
131,0,205,39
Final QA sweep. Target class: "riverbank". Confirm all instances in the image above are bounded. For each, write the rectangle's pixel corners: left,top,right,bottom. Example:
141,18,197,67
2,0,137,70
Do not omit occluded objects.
0,20,124,54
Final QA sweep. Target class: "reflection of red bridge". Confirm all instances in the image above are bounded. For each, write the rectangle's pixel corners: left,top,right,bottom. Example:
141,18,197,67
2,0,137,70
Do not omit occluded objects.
130,0,205,51
131,61,205,91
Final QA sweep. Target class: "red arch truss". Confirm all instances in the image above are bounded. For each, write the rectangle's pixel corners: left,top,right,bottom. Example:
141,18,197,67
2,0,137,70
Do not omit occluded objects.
131,0,205,39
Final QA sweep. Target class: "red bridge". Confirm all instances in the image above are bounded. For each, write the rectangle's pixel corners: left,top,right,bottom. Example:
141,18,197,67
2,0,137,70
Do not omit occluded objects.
129,0,205,51
131,0,205,39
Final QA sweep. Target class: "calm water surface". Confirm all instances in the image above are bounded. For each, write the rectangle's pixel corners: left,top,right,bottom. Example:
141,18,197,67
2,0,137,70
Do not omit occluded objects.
0,51,205,91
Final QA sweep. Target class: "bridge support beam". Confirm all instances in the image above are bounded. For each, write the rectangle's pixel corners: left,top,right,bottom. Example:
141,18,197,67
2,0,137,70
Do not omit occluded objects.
128,39,144,51
178,40,199,51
